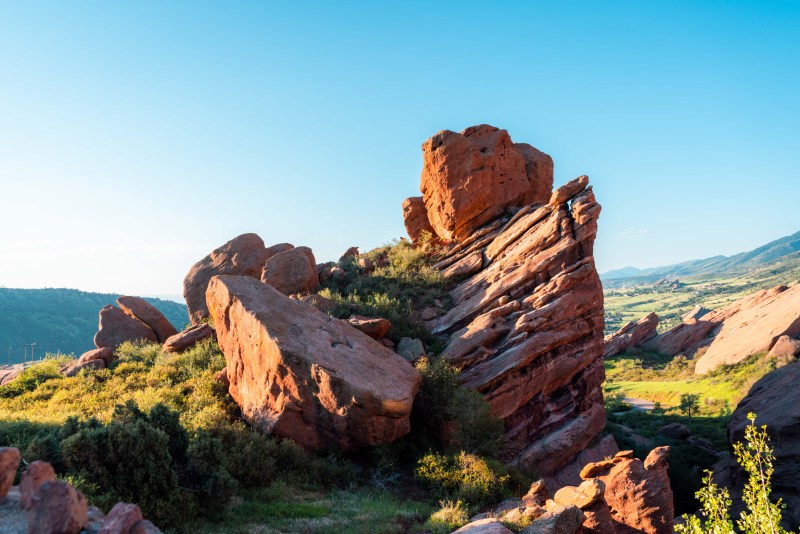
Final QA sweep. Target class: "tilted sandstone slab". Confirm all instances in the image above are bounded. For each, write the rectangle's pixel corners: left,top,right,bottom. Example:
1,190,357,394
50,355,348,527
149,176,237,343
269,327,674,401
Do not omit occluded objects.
94,305,157,350
183,233,269,324
206,275,421,451
420,124,553,241
604,312,659,358
432,175,605,474
646,284,800,374
116,296,178,343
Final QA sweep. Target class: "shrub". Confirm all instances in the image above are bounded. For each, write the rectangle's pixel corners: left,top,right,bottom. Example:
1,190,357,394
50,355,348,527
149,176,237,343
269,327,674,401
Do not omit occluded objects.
416,451,510,508
423,500,469,534
676,413,790,534
183,431,238,514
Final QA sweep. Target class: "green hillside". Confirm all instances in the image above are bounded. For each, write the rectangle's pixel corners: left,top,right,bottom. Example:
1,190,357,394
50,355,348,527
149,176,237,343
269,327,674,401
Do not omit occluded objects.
0,288,188,363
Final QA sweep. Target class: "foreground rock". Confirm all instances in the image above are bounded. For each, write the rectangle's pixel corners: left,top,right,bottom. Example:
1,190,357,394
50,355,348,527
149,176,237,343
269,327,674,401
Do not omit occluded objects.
553,479,614,533
261,246,320,295
162,323,214,354
207,275,421,451
723,360,800,529
580,448,674,534
401,196,436,243
420,124,554,241
183,233,269,324
116,296,178,342
424,140,605,473
20,461,56,510
28,480,88,534
94,305,157,350
604,312,659,358
0,447,21,499
647,284,800,374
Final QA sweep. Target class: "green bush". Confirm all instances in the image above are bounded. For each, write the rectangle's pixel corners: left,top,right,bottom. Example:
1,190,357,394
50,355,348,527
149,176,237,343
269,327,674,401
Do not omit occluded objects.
416,451,510,508
423,500,469,534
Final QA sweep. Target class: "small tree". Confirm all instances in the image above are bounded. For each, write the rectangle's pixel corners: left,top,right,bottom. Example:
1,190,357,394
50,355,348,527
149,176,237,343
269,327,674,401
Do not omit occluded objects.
676,413,791,534
678,393,700,421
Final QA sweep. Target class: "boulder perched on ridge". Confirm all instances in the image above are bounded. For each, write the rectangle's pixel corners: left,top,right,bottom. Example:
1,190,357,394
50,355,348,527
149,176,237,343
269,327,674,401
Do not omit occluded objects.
94,305,157,350
183,233,269,324
420,124,553,241
206,275,421,451
116,296,178,342
261,246,319,295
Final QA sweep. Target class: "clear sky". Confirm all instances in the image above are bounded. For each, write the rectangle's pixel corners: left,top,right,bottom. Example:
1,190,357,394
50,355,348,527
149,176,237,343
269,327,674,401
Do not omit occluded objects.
1,1,798,297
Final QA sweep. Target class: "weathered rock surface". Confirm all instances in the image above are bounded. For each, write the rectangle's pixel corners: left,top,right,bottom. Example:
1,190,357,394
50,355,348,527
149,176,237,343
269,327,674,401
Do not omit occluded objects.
346,315,392,340
396,337,426,362
94,305,157,350
544,434,619,492
20,461,56,510
725,360,800,529
402,196,436,243
0,447,21,499
553,479,614,534
261,246,320,295
580,448,674,534
520,502,584,534
768,334,800,360
116,296,178,343
162,323,214,354
428,162,605,473
28,480,88,534
0,368,20,386
98,502,143,534
206,275,421,451
647,284,800,374
183,233,269,324
604,312,659,358
453,517,514,533
420,124,554,241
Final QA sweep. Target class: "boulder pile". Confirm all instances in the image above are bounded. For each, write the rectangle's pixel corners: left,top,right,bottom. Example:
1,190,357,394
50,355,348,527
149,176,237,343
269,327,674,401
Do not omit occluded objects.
405,124,606,474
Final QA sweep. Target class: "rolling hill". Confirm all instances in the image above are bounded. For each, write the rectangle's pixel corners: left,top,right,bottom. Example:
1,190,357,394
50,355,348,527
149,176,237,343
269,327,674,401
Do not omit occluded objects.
0,288,188,364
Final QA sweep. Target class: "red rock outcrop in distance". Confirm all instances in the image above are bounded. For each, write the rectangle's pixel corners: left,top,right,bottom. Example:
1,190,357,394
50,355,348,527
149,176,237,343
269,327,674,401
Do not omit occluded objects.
604,312,659,358
409,125,605,474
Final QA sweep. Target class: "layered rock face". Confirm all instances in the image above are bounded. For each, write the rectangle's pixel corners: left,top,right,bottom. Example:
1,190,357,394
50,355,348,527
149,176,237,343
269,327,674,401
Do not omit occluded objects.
408,125,605,474
723,360,800,529
419,125,554,241
183,233,269,324
646,284,800,374
206,275,421,451
604,312,659,358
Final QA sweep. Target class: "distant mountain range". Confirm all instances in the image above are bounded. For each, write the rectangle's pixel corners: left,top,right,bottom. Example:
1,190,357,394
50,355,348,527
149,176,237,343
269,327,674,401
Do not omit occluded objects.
0,288,188,364
602,230,800,283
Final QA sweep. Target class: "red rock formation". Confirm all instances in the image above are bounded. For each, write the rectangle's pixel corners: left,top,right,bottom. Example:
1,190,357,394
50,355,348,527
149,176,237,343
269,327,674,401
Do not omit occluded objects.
261,246,320,296
420,125,554,241
553,479,615,534
580,448,674,534
0,447,20,499
94,305,157,350
60,358,105,377
28,480,88,534
20,461,56,510
162,323,214,354
430,169,605,473
116,296,178,343
77,347,114,366
402,196,436,243
206,275,421,451
346,315,392,340
647,284,800,373
604,312,659,358
183,233,269,324
768,335,800,359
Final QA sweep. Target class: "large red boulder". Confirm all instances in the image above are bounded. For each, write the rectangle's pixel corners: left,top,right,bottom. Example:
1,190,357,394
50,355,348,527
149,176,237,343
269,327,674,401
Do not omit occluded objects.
401,196,436,243
206,275,421,451
93,305,157,350
420,124,553,241
28,480,88,534
580,448,674,534
260,246,320,296
183,233,269,324
0,447,20,499
116,296,178,342
20,460,56,510
77,347,114,366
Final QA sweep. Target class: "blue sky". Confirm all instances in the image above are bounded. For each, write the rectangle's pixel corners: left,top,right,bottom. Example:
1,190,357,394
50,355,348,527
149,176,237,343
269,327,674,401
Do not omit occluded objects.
1,1,798,296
